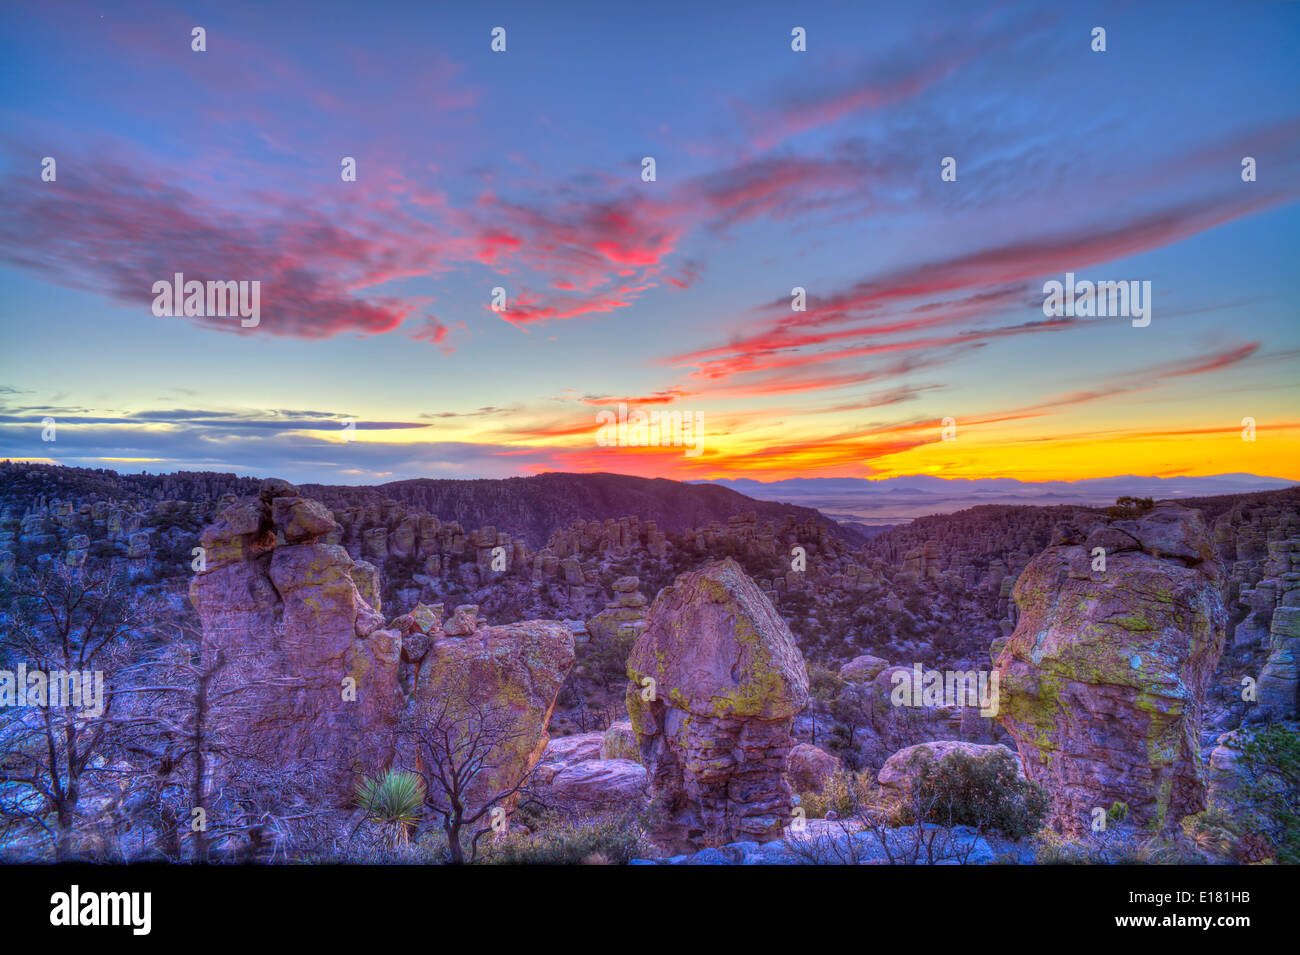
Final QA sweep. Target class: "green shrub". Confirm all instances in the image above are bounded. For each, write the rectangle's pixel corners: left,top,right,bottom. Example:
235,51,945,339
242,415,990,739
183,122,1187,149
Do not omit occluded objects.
911,749,1049,839
355,769,424,847
482,813,643,865
1105,496,1154,520
1236,723,1300,864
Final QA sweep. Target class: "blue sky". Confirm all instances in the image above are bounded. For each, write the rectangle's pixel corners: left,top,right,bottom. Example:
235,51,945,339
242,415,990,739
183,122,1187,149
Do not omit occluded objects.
1,0,1297,484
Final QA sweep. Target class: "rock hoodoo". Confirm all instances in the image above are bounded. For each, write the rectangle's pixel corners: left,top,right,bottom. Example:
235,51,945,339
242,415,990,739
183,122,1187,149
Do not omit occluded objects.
190,481,573,805
190,481,404,795
625,558,809,850
1254,539,1300,721
994,504,1227,834
585,575,650,646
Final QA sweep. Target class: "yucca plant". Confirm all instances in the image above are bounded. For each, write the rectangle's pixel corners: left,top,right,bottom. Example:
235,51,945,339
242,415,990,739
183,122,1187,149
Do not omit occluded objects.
355,769,425,849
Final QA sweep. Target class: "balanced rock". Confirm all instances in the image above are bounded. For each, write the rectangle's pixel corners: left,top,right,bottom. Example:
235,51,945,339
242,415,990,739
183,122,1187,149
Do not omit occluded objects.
271,495,338,544
626,558,809,850
839,654,890,683
190,484,403,799
995,505,1227,834
586,576,650,647
600,720,640,762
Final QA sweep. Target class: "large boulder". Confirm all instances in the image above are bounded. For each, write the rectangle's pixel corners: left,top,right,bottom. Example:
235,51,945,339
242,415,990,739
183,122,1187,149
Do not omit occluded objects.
533,730,647,816
785,743,842,795
839,654,890,683
270,495,340,544
625,558,810,850
600,720,640,762
410,620,574,811
534,733,604,785
994,505,1227,834
544,760,649,816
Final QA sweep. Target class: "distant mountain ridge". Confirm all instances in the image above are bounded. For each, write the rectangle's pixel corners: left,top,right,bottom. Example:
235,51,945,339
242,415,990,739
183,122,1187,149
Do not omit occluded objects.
700,473,1297,524
303,472,861,547
5,462,1292,548
0,463,861,549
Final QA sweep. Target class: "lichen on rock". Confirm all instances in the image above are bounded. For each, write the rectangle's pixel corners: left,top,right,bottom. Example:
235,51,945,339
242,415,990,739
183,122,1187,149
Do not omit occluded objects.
191,481,574,811
625,557,809,850
994,504,1227,834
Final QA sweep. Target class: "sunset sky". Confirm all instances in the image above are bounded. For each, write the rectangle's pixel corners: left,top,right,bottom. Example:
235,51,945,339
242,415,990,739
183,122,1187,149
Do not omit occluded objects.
1,0,1297,485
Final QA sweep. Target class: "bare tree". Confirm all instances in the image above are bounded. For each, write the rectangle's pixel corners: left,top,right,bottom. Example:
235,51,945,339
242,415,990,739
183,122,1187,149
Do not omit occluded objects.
0,563,344,863
128,634,332,861
787,801,981,865
0,564,158,859
829,679,873,765
398,698,539,864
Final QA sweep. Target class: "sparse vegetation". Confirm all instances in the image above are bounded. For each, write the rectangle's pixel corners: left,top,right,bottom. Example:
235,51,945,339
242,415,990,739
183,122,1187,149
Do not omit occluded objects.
480,812,644,865
798,768,875,819
1105,496,1155,520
